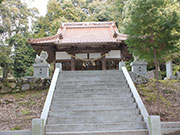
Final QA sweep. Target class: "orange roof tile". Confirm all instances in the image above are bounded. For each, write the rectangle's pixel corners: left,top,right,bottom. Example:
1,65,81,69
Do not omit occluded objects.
28,22,127,45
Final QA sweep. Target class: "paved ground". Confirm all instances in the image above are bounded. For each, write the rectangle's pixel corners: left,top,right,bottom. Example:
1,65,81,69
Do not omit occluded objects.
165,130,180,135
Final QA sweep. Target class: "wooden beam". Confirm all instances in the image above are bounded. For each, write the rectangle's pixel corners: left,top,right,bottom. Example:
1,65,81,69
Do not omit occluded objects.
102,53,106,70
71,54,75,71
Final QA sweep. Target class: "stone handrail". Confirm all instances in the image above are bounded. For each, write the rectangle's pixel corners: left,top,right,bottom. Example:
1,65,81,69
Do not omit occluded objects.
119,62,149,126
40,63,62,125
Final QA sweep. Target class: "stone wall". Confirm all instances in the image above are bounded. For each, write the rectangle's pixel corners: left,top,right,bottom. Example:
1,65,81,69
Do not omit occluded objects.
0,77,51,94
129,72,149,85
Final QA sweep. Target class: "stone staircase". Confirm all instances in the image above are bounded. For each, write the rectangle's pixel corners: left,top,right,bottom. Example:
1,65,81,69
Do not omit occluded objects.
45,70,149,135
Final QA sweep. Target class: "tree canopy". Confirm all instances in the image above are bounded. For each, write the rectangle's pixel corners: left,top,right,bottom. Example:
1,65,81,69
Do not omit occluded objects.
33,0,114,37
125,0,180,61
0,0,37,78
124,0,180,113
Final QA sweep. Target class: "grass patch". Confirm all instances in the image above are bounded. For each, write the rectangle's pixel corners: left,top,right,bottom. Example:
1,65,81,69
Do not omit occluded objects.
11,126,21,130
31,89,48,98
12,92,26,99
21,109,31,115
18,100,36,107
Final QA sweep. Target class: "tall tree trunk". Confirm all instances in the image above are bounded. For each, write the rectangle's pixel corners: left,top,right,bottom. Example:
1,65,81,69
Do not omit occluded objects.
153,48,160,114
2,65,8,79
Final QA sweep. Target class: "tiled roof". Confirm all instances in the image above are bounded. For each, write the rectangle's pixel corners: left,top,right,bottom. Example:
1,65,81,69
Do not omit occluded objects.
28,22,127,45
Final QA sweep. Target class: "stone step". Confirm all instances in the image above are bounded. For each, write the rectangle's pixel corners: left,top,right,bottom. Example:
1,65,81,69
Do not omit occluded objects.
53,92,132,98
61,71,123,75
161,128,180,135
59,76,125,80
49,108,140,116
57,85,129,90
46,129,149,135
54,88,131,93
57,83,129,87
59,74,126,78
45,70,148,135
58,76,125,79
50,102,137,111
47,115,143,124
57,84,128,88
51,97,135,103
47,130,149,135
60,71,123,75
161,122,180,128
58,81,127,85
48,109,140,117
51,98,135,105
46,122,147,132
60,70,123,73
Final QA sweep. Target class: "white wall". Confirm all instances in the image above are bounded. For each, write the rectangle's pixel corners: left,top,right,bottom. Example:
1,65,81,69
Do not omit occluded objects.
56,52,71,60
106,50,121,58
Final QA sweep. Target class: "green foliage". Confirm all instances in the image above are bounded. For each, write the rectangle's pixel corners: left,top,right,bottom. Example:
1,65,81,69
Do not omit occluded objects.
85,0,113,21
24,66,34,77
0,0,34,38
0,0,38,78
10,34,36,78
0,67,2,77
0,45,13,78
33,0,114,37
114,0,134,32
125,0,180,62
21,109,31,115
11,126,21,130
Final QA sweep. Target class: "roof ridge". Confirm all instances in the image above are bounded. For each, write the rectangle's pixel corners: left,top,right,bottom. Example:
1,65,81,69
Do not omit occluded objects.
62,21,115,27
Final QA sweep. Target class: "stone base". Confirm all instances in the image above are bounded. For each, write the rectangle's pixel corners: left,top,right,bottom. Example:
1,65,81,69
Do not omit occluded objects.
164,76,176,80
130,61,148,76
33,63,50,78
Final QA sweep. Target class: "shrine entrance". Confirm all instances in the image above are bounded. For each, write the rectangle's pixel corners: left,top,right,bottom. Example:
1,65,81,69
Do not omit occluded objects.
60,60,102,71
28,22,132,70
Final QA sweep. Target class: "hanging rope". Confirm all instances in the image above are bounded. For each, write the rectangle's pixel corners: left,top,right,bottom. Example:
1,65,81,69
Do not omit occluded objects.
68,53,109,67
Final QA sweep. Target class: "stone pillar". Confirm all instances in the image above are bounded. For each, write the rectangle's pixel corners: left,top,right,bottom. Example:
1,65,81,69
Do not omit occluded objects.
119,61,126,71
33,63,50,78
165,61,175,79
56,63,62,70
148,116,161,135
32,119,44,135
130,61,148,76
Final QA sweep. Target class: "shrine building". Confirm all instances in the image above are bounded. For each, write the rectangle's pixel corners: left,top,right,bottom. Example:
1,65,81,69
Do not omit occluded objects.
28,22,132,70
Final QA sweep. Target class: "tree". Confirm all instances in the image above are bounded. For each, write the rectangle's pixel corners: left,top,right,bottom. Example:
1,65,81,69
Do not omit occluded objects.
125,0,180,113
0,45,12,78
33,0,115,37
0,0,38,78
114,0,136,32
0,0,32,39
85,0,113,21
9,34,36,77
33,0,87,37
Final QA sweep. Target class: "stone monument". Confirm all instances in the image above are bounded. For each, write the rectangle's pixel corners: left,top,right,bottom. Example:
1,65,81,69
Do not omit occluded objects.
164,61,176,80
130,55,148,76
33,51,50,78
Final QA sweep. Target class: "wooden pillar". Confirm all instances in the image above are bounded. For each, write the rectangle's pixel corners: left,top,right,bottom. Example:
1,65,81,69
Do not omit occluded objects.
71,54,75,71
54,50,56,71
120,49,124,61
101,53,106,70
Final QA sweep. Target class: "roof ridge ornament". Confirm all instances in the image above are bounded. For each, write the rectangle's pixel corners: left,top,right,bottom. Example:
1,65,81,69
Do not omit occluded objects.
58,33,63,39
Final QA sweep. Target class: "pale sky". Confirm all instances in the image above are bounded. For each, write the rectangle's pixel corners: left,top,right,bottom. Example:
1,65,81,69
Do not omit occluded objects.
25,0,49,16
